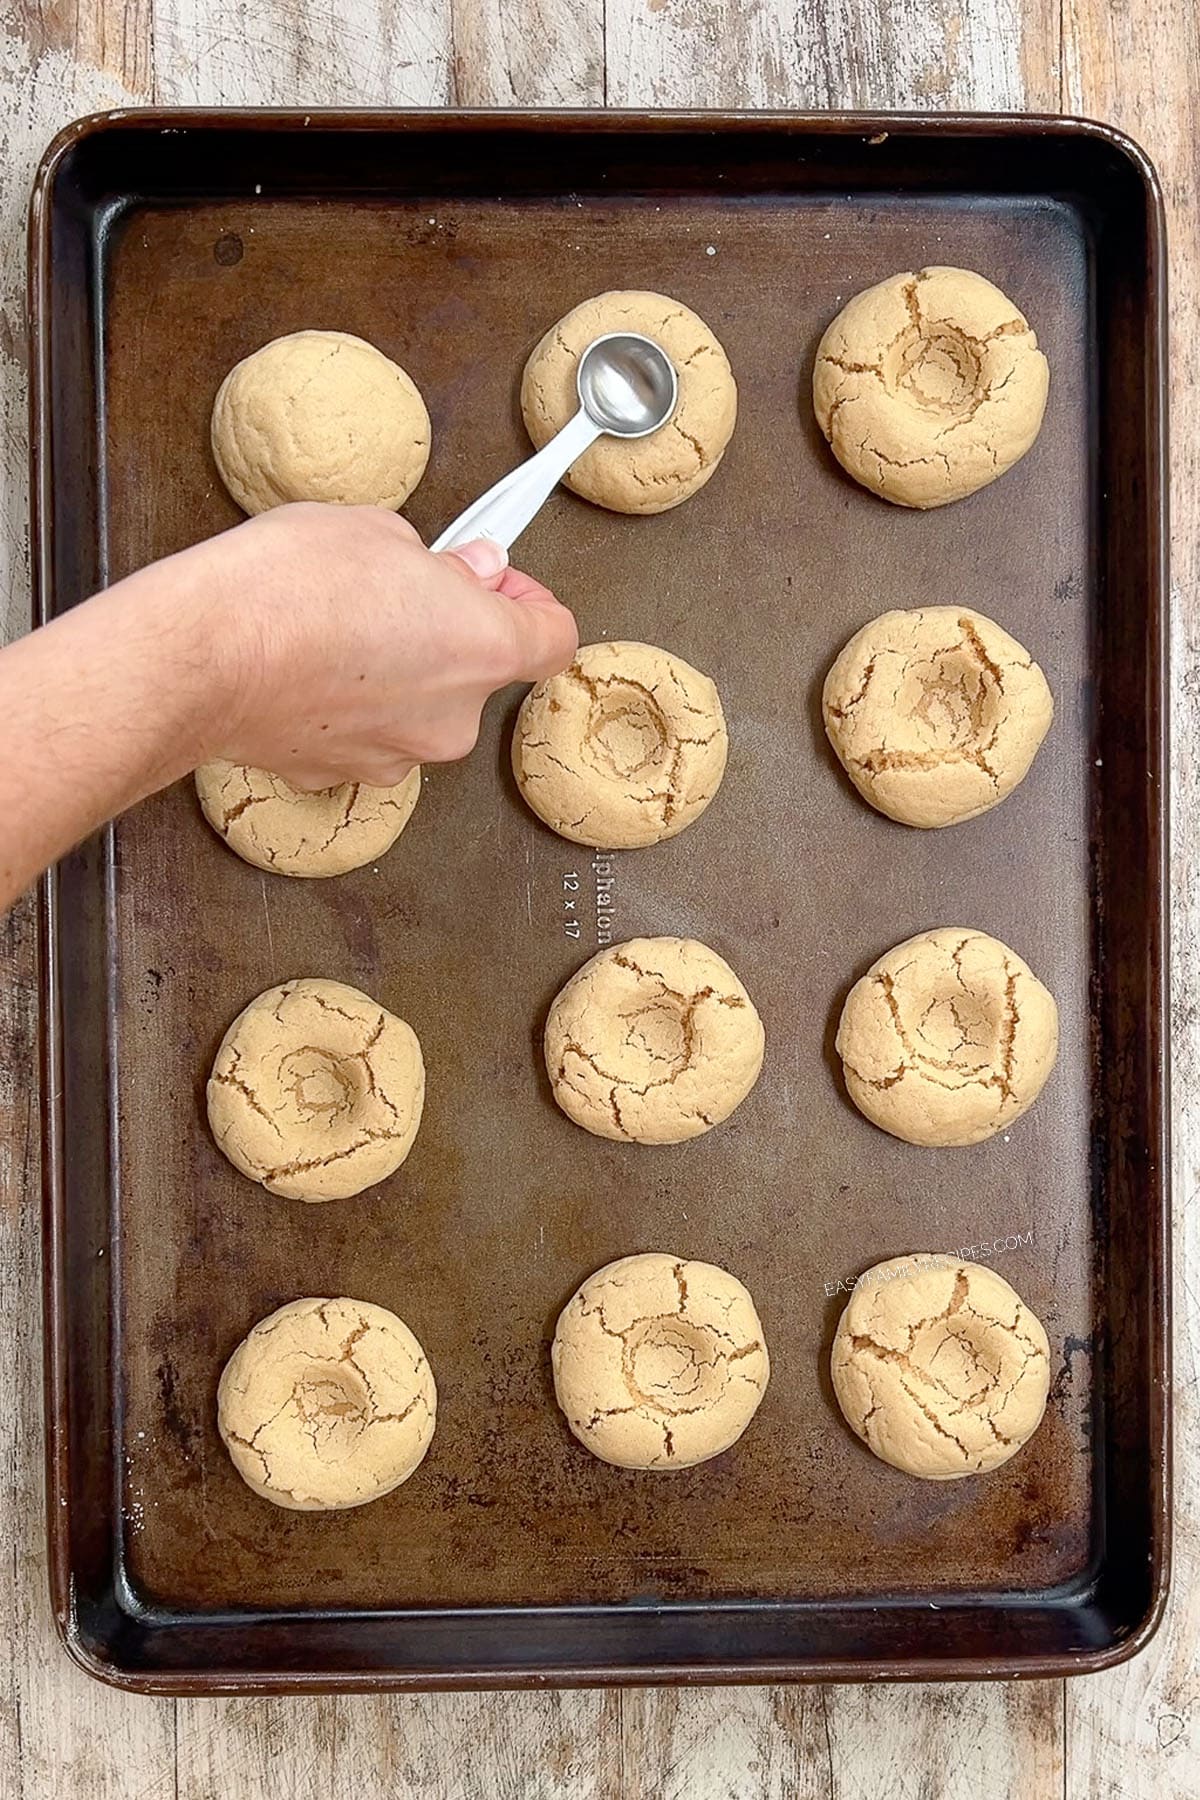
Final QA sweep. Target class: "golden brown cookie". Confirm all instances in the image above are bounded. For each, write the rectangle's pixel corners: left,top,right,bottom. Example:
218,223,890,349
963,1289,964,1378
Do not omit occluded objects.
512,640,728,848
835,928,1058,1147
218,1297,436,1509
195,762,421,876
813,267,1049,507
822,607,1053,828
544,937,764,1145
207,978,425,1200
520,291,737,513
831,1257,1051,1478
552,1253,770,1469
211,329,431,514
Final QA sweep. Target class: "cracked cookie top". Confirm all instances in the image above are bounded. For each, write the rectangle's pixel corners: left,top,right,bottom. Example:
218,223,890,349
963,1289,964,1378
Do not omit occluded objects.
822,607,1053,828
207,978,425,1201
544,936,764,1145
552,1253,770,1469
211,329,431,515
831,1257,1051,1479
218,1296,437,1509
520,290,737,514
512,640,728,849
812,267,1049,508
835,927,1058,1147
195,761,421,877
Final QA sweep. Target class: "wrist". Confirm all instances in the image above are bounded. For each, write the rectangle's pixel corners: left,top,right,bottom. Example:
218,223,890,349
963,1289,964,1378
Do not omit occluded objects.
164,522,298,767
98,543,247,783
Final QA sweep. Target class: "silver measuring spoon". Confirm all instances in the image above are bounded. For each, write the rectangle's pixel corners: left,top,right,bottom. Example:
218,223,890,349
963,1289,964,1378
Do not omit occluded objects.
431,332,678,555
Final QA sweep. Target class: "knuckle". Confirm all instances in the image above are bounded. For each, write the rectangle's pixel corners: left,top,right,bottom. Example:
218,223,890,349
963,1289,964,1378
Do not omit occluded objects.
426,716,481,764
371,760,416,787
366,505,421,543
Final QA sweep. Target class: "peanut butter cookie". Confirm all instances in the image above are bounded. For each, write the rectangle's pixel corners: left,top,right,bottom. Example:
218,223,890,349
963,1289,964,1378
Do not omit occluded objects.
813,267,1049,507
211,329,431,514
835,928,1058,1147
552,1253,770,1469
218,1297,436,1509
196,762,421,877
823,607,1053,828
521,291,737,513
544,937,764,1145
831,1257,1051,1478
207,978,425,1200
513,640,728,848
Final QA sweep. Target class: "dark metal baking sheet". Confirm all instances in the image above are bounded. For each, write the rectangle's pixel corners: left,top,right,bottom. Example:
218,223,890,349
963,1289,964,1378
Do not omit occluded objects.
31,109,1169,1690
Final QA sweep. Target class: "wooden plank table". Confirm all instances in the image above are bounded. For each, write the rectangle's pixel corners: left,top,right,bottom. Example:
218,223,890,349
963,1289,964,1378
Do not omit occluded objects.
1,2,1194,1793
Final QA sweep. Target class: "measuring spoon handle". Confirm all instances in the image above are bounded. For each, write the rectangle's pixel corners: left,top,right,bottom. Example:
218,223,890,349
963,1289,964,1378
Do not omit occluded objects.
431,406,601,555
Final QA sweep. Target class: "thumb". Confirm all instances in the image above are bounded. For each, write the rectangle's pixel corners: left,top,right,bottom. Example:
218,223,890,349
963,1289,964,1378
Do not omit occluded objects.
492,575,579,682
437,537,509,591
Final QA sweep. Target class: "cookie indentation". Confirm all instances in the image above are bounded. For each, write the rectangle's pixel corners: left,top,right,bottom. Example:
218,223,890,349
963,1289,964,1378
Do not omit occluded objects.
889,322,983,417
621,996,691,1082
553,1254,770,1469
823,607,1053,828
513,642,728,849
623,1316,724,1414
279,1048,364,1121
291,1363,370,1440
588,685,672,779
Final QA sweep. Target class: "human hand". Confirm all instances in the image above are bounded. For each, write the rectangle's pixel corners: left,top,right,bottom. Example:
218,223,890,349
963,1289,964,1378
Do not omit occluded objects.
181,502,578,788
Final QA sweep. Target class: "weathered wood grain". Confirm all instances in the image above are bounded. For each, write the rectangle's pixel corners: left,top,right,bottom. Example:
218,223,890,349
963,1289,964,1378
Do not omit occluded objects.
606,0,1059,112
822,1682,1064,1799
0,890,36,1800
619,1680,1065,1800
451,0,604,104
0,40,134,643
1061,0,1200,1790
178,1692,623,1800
152,0,453,105
620,1688,830,1800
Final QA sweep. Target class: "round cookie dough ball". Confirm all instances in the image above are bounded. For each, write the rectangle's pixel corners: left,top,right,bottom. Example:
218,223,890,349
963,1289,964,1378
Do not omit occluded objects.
545,937,764,1145
207,978,425,1201
513,640,728,848
218,1297,436,1509
813,266,1049,508
521,291,737,514
195,761,421,877
835,927,1058,1147
552,1253,770,1470
211,329,431,514
823,607,1053,828
831,1256,1051,1479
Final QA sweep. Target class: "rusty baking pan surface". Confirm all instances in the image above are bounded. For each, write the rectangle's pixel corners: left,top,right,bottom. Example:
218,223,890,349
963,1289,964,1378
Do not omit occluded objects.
31,110,1168,1690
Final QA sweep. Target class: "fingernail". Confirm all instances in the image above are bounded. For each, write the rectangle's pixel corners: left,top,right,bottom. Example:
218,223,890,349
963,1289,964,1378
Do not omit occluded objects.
451,537,508,579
